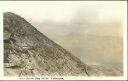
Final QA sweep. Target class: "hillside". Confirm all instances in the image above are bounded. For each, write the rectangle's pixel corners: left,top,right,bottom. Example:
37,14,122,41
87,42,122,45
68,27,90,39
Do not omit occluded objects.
4,12,89,76
4,12,122,76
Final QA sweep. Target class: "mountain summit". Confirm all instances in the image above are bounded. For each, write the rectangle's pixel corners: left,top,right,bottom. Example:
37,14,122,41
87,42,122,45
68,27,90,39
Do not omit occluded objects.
4,12,122,76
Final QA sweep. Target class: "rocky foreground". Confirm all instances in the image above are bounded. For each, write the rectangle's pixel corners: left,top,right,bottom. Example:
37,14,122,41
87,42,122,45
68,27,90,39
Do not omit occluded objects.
4,12,122,76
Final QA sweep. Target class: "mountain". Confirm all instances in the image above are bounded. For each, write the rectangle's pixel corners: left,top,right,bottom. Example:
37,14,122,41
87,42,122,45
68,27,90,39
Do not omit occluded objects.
4,12,89,76
4,12,122,76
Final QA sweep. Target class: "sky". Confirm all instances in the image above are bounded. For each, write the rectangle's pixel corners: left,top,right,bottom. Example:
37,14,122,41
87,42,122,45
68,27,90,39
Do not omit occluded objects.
1,1,123,38
0,1,126,69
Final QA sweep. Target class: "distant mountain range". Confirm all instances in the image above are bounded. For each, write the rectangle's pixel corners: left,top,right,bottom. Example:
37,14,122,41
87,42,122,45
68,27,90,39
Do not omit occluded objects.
56,34,123,68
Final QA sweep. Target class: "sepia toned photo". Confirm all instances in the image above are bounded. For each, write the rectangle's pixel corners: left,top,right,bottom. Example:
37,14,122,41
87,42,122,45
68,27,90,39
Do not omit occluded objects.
0,1,127,80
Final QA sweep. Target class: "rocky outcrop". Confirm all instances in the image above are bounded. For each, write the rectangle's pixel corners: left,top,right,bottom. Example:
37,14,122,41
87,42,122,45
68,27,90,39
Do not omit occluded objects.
4,12,122,77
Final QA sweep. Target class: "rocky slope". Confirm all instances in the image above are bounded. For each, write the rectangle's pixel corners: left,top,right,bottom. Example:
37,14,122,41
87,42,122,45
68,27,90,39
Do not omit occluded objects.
4,12,122,76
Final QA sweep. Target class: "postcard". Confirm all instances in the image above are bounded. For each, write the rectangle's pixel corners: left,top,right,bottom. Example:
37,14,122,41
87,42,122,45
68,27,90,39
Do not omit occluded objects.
0,1,127,80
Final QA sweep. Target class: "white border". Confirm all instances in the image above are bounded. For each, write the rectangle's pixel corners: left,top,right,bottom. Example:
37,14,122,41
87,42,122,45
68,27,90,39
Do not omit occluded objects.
0,1,127,80
122,1,127,80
